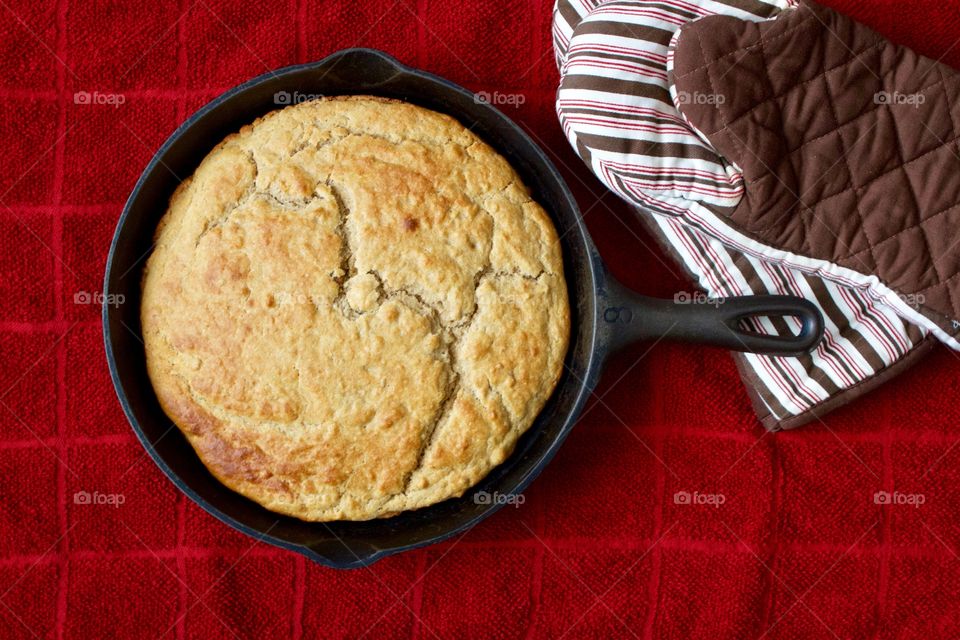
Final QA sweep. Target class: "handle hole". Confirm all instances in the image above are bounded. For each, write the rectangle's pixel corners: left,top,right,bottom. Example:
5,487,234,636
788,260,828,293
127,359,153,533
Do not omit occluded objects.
736,314,806,338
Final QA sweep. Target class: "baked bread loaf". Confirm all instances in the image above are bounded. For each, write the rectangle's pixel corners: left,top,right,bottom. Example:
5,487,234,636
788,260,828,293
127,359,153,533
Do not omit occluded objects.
141,96,570,521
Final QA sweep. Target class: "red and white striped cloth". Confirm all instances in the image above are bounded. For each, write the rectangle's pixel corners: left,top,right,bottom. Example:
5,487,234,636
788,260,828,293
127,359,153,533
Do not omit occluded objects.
553,0,934,428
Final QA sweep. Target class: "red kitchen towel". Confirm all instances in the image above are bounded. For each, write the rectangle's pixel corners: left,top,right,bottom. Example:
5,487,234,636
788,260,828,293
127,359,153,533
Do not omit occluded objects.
1,0,960,638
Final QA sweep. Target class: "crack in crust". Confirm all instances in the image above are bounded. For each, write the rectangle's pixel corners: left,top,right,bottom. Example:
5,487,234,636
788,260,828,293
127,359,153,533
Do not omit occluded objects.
141,96,570,521
325,186,465,497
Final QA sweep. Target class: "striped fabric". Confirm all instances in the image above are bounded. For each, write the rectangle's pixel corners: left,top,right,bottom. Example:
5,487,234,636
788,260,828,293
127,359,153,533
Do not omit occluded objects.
553,0,929,426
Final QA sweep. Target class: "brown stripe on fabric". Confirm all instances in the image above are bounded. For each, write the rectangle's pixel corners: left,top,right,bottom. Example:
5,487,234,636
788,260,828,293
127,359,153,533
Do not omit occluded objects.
803,273,887,375
804,274,892,373
612,164,736,188
683,232,819,407
556,0,589,35
903,321,924,345
841,288,907,358
570,20,676,46
572,129,724,163
560,71,671,101
570,49,673,69
731,252,842,397
574,132,593,167
562,104,690,127
574,134,595,168
598,0,701,21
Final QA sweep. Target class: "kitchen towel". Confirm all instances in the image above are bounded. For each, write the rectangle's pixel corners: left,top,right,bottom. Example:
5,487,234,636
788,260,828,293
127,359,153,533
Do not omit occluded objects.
2,0,960,638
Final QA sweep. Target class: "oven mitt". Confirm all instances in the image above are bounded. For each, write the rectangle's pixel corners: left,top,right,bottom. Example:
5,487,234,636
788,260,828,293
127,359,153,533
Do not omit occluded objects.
671,0,960,345
554,0,935,430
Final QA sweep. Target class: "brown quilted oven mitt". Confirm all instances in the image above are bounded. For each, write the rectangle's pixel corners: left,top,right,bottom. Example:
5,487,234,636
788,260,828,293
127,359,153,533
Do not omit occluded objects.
672,0,960,342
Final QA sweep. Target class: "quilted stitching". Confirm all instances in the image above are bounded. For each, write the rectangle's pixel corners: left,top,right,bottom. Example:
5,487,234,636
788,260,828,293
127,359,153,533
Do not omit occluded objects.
553,0,933,429
673,0,960,334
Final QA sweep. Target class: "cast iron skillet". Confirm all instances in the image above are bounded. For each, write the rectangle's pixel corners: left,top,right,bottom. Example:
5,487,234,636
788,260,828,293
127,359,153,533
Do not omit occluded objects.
104,48,823,568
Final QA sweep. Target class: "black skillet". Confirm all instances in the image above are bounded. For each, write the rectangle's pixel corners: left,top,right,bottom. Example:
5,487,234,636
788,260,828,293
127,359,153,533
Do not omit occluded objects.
103,48,823,568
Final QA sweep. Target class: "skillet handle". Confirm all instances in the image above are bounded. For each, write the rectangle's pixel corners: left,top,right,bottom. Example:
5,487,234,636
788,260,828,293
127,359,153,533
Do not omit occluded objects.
600,278,824,358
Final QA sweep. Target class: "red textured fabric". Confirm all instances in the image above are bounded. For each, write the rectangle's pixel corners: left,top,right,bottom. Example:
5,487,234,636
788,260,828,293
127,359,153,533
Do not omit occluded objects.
1,0,960,638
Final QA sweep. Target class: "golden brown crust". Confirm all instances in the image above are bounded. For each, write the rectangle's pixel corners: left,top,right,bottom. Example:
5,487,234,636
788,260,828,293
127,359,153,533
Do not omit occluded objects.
141,96,570,521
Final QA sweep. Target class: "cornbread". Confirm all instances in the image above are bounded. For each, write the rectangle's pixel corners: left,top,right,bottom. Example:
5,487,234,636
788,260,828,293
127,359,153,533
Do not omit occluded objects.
141,96,570,521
